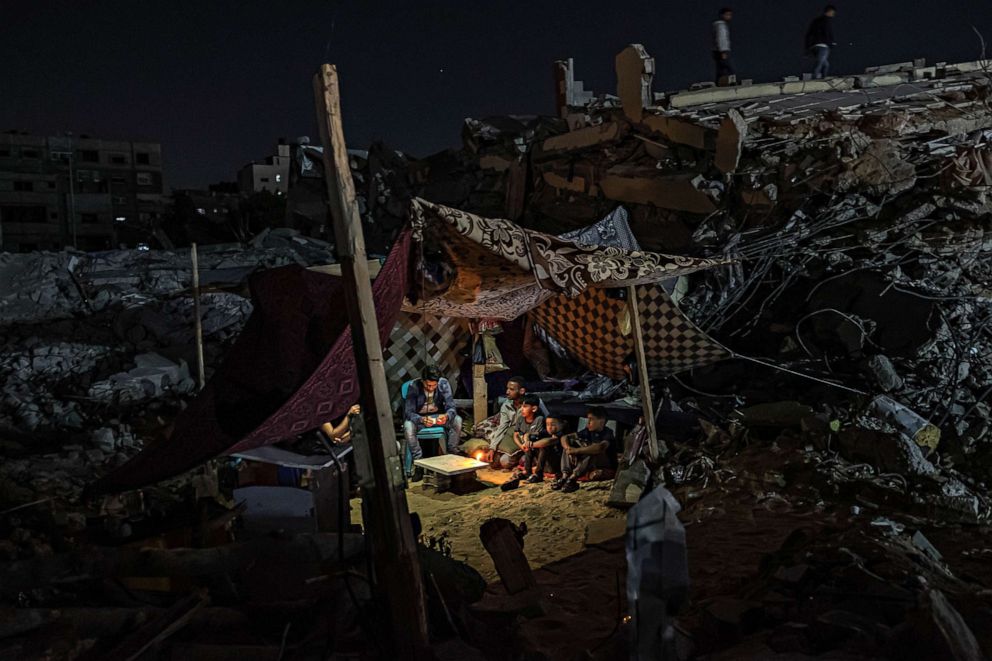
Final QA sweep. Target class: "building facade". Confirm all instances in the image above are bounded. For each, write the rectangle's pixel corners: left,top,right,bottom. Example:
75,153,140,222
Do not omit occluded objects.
0,132,165,252
237,142,290,195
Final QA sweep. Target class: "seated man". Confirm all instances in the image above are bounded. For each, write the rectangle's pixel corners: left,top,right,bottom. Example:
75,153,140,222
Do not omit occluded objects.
521,416,565,484
507,396,545,477
486,376,550,456
319,404,361,443
554,406,616,493
403,365,463,478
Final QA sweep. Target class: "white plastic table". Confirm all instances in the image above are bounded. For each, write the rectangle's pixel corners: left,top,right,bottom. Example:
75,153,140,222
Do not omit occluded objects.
413,455,488,493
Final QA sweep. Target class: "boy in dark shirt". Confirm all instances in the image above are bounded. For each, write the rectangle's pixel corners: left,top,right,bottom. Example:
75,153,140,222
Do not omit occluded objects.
521,416,565,484
553,406,615,493
507,396,545,478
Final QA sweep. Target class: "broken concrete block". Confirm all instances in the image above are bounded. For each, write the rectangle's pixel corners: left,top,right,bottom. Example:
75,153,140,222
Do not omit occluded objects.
91,428,117,453
715,109,747,174
871,396,940,453
911,531,943,563
773,564,810,585
615,44,654,123
542,121,621,152
848,139,916,196
599,172,717,214
703,598,765,644
837,427,937,476
738,401,814,428
910,589,985,661
553,57,595,117
542,171,587,193
867,355,903,392
642,115,713,150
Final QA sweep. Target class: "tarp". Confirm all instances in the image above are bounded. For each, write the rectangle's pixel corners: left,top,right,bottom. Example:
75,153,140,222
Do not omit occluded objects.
90,230,412,494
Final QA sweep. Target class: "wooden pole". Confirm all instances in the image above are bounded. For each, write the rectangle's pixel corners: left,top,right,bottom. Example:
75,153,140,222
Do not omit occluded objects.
313,63,430,658
627,285,659,460
190,243,206,390
473,361,488,437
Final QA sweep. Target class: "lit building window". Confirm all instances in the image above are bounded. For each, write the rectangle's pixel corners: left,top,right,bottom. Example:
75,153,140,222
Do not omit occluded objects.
275,174,282,182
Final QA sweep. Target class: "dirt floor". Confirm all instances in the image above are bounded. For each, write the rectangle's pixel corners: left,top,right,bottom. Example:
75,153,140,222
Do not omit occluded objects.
350,452,992,660
352,467,627,584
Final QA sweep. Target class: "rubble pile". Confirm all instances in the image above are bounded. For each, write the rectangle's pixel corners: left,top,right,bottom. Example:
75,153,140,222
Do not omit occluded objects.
0,235,333,506
312,55,992,491
5,51,992,659
657,405,992,658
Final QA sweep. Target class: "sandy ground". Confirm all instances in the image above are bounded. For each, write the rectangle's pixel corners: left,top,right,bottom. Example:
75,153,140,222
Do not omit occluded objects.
351,467,627,583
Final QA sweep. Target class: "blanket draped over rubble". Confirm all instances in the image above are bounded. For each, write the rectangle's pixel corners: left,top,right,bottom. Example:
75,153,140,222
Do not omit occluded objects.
93,199,724,492
90,231,413,493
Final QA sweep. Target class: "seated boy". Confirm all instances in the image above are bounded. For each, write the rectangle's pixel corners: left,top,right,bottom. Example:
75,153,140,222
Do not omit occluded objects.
520,416,565,484
553,406,616,493
502,395,545,474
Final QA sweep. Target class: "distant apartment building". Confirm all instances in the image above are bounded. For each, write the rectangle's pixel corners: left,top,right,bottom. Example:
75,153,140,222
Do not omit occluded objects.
237,141,290,195
0,132,165,252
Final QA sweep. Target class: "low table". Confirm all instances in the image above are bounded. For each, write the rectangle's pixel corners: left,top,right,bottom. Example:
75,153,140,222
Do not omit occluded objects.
413,455,488,493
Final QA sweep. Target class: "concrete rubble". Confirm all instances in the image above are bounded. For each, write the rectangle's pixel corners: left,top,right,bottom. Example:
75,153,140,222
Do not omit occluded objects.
0,233,333,509
3,50,992,659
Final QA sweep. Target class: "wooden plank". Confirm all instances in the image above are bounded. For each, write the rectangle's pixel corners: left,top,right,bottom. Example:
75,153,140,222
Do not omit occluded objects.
191,243,206,390
627,286,659,460
0,533,365,594
472,363,488,430
479,519,537,595
312,63,429,658
306,259,382,278
103,590,206,661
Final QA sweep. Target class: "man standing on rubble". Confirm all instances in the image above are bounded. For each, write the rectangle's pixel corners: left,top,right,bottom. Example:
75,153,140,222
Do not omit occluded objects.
805,5,837,79
712,7,734,84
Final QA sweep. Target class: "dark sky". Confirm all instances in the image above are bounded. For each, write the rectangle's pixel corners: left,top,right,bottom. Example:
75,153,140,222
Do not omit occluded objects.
5,1,992,189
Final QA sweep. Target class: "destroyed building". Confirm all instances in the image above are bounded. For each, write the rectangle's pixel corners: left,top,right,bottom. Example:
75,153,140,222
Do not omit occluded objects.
0,132,166,252
2,48,992,660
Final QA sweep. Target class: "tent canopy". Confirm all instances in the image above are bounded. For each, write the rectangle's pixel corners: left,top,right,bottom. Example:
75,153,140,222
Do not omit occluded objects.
91,200,725,493
405,198,725,320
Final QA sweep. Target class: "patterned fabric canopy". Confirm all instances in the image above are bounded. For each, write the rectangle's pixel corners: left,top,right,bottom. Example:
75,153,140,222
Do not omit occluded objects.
404,198,725,320
531,285,729,379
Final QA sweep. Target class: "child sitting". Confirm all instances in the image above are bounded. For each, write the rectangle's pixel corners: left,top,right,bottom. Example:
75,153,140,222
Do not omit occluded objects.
520,416,565,484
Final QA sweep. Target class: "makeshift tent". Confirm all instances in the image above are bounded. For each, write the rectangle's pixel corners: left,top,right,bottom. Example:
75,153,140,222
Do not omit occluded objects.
92,199,725,493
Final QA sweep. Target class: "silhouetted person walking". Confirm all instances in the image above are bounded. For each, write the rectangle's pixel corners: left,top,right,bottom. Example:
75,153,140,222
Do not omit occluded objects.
806,5,837,79
712,7,734,83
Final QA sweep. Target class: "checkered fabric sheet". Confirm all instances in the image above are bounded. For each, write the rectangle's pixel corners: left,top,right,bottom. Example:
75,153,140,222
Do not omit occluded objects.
384,311,470,410
531,284,729,379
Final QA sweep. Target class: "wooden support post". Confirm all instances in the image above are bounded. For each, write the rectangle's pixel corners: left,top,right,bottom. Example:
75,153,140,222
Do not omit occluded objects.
479,519,537,595
190,243,206,390
473,361,488,433
313,64,429,658
627,285,659,460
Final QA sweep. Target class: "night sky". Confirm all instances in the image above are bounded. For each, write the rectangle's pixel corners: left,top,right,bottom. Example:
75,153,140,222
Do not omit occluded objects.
5,1,992,189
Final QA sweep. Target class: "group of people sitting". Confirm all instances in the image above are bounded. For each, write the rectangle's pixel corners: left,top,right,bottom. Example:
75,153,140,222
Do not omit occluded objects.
404,368,618,493
321,367,618,493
